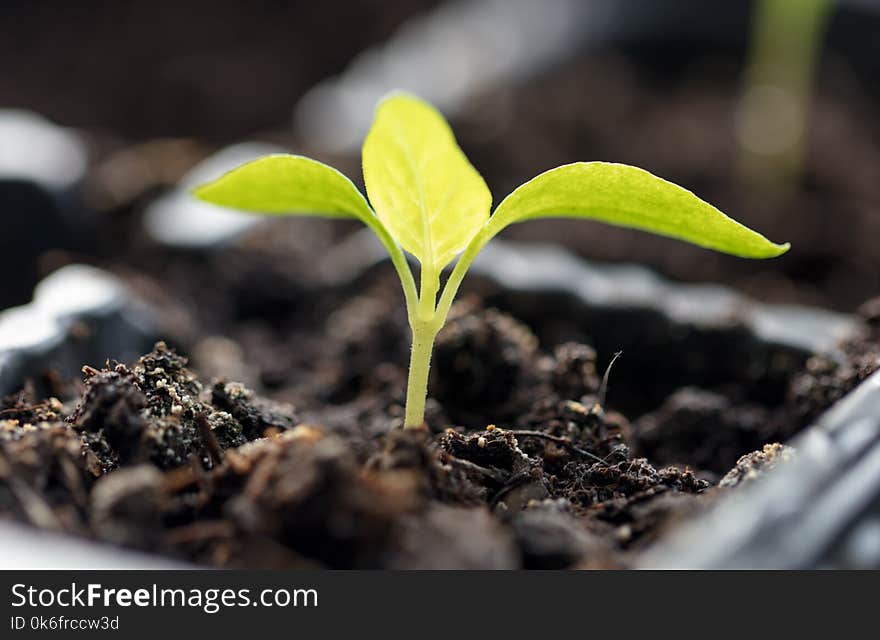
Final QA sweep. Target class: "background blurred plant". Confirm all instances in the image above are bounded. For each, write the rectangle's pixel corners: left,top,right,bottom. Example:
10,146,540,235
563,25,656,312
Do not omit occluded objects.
736,0,833,191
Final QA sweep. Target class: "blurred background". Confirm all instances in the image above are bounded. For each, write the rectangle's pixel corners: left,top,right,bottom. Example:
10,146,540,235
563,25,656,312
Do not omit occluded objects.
1,0,879,311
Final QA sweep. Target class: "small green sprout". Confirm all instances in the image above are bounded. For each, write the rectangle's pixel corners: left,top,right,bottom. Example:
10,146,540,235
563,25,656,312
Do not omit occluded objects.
194,93,789,429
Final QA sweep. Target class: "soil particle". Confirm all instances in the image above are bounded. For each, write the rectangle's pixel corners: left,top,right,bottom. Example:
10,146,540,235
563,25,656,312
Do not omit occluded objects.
516,399,631,469
202,431,422,568
368,427,486,505
72,366,148,469
436,428,545,511
507,500,609,569
565,458,707,512
211,381,297,441
787,299,880,427
137,342,201,417
438,427,532,476
0,389,67,425
719,443,795,489
69,342,296,472
431,303,540,425
541,456,709,553
437,424,706,553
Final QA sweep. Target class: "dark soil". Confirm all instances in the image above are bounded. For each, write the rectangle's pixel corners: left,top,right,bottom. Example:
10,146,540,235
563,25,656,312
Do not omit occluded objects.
4,268,878,567
0,341,706,568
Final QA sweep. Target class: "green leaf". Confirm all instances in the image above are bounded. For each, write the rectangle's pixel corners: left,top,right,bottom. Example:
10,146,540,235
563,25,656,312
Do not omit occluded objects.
488,162,789,259
192,153,422,315
193,154,375,224
362,93,491,270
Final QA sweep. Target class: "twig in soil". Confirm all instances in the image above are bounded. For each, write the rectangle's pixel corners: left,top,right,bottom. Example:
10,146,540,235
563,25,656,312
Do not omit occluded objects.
81,365,101,378
443,454,509,484
506,430,608,465
598,350,623,408
0,398,57,418
195,413,224,465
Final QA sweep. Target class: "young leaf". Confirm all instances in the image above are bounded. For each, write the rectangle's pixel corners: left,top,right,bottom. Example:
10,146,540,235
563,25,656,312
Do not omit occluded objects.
487,162,790,258
193,154,375,224
193,153,420,313
362,93,491,271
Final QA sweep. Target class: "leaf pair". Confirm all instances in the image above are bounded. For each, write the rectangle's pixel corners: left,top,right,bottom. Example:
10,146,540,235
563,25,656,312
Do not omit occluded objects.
194,93,789,277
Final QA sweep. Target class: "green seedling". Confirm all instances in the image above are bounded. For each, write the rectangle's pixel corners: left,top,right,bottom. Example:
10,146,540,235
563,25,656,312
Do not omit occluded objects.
194,93,789,429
